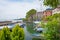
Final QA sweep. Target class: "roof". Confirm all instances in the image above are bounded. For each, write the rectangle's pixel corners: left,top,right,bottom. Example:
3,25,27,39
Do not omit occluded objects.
46,8,53,10
37,12,43,14
43,8,53,12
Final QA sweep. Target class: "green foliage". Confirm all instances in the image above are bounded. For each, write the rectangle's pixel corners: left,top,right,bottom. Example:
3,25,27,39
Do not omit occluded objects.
32,38,41,40
0,24,24,40
45,13,60,21
26,22,36,34
22,18,28,22
11,24,24,40
26,9,36,18
0,27,11,40
33,16,37,21
42,13,60,40
44,19,59,40
44,0,60,8
26,9,36,21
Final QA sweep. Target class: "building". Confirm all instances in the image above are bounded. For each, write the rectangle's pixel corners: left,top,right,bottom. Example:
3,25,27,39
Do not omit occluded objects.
32,12,43,21
52,5,60,14
27,11,43,22
28,8,53,21
36,12,43,21
43,8,52,18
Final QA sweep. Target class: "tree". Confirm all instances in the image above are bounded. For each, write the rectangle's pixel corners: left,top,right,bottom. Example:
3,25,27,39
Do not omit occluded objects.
26,9,36,27
44,0,60,8
41,13,60,40
45,13,60,21
0,27,11,40
44,19,58,40
22,18,27,22
11,24,24,40
26,9,36,21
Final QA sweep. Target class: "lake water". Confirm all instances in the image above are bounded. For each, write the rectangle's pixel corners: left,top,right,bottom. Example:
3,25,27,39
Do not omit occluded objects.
0,23,23,29
0,19,23,29
0,23,17,29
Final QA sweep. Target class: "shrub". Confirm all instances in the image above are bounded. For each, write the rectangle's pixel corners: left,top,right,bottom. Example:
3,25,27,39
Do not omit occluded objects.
41,13,60,40
45,20,57,40
11,24,24,40
0,27,11,40
0,24,24,40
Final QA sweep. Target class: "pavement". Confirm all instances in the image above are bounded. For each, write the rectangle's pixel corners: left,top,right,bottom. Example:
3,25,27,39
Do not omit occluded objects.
24,26,32,40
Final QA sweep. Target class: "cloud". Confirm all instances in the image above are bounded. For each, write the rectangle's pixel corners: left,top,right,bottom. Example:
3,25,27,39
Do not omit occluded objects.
0,0,38,19
6,0,35,3
0,0,47,20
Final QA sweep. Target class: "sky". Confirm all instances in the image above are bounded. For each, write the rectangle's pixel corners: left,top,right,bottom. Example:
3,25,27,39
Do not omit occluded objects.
0,0,48,20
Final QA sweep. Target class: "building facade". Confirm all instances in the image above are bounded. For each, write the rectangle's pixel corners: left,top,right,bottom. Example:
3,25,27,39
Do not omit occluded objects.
52,5,60,14
28,8,53,21
28,11,43,21
43,9,52,18
36,12,43,21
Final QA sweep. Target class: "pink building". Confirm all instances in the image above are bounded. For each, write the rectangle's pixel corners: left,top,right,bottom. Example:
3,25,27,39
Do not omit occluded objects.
43,8,52,18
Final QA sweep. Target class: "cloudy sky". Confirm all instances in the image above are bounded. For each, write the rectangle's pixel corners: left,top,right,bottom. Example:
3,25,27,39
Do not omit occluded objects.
0,0,48,20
